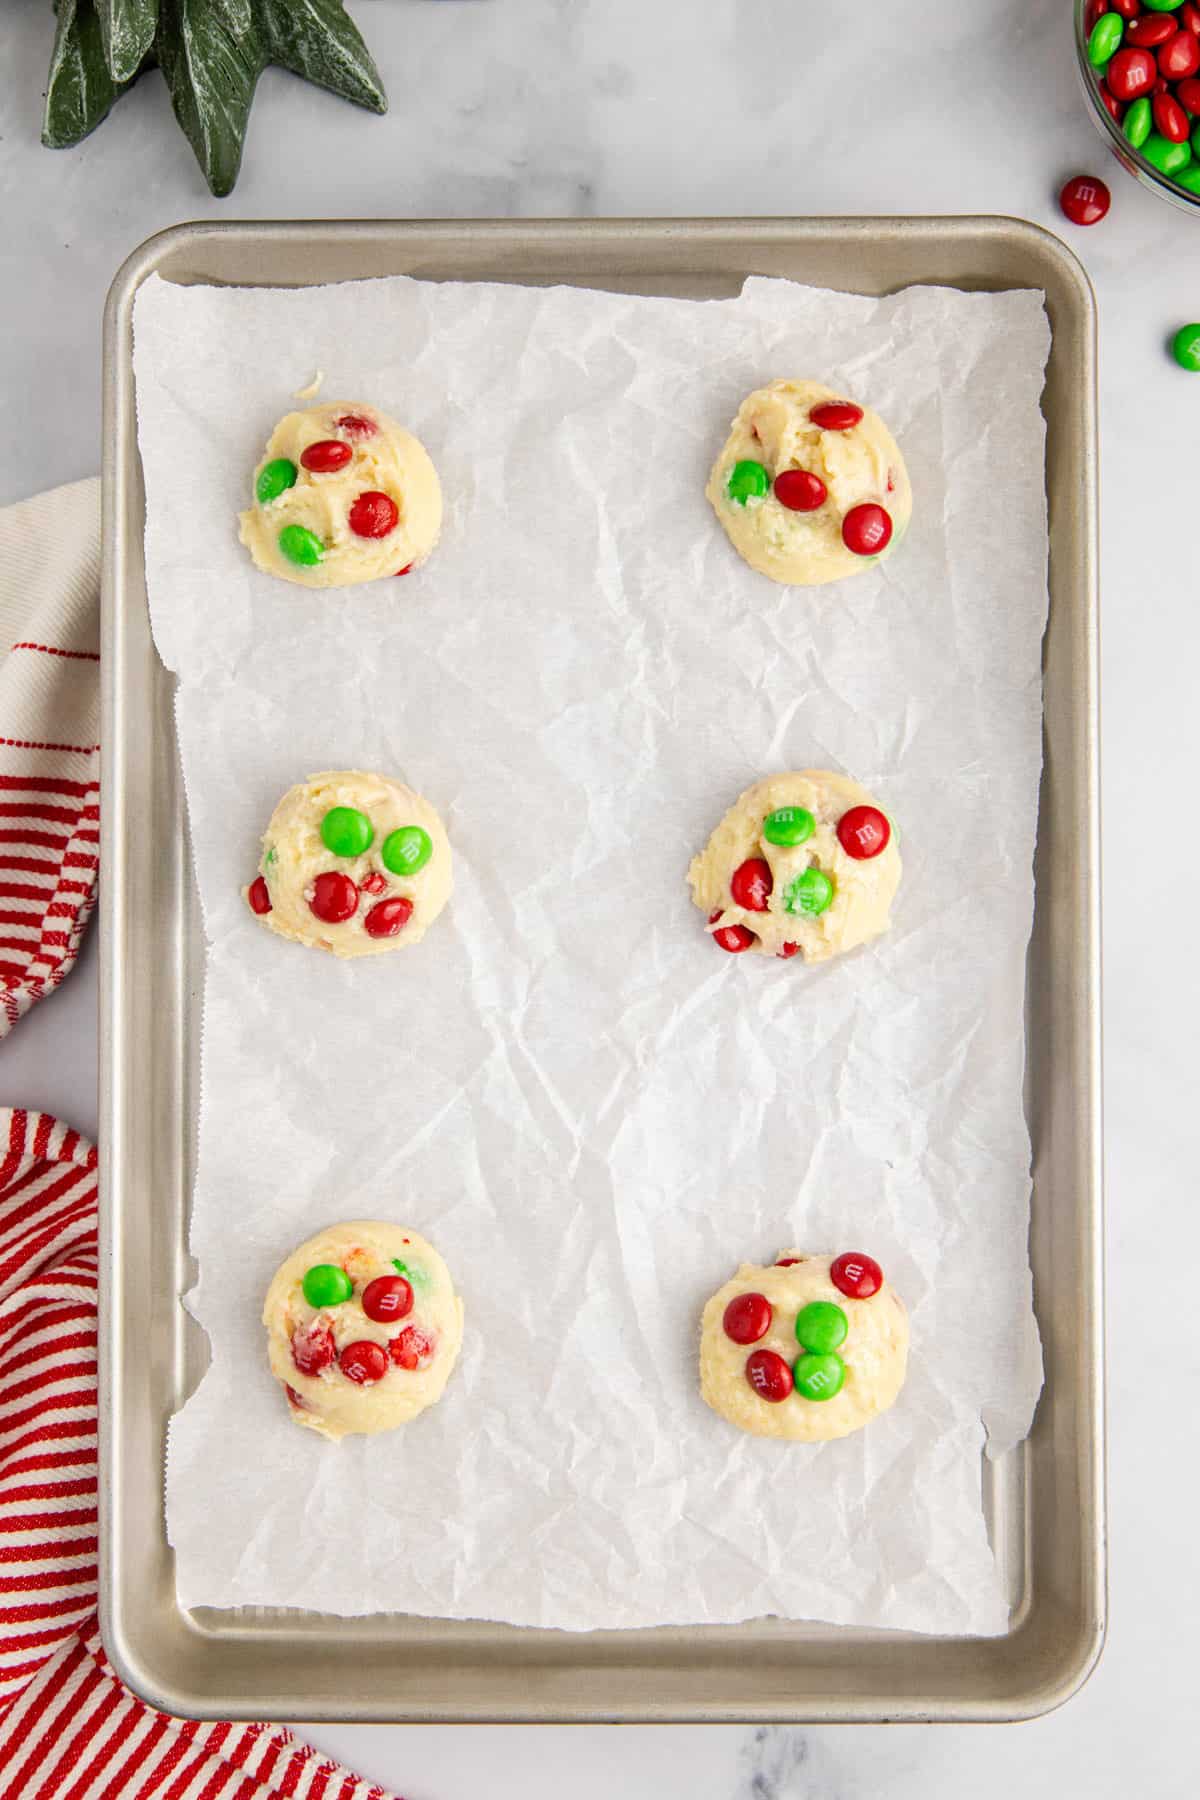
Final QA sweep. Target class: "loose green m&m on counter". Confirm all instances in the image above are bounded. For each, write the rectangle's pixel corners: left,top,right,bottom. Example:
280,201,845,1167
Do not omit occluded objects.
793,1350,845,1402
321,805,374,858
782,867,834,917
763,805,815,847
726,459,770,505
794,1300,848,1355
278,524,324,567
302,1264,353,1308
1087,10,1123,68
256,458,297,504
1173,323,1200,370
382,825,433,876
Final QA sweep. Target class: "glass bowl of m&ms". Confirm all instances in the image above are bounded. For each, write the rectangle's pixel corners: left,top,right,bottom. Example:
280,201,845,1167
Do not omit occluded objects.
1076,0,1200,211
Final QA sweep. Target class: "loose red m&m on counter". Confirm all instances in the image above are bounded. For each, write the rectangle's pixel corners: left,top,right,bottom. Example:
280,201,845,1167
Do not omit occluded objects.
1058,174,1112,224
722,1292,772,1344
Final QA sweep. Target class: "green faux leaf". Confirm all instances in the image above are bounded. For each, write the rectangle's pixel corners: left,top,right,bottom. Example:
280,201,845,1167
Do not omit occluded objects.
211,0,252,32
96,0,158,82
156,0,265,197
258,0,386,114
43,0,135,148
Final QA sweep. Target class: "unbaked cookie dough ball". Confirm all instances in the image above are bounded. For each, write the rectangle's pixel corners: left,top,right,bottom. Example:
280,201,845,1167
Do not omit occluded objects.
706,379,911,585
239,400,442,587
700,1250,908,1442
688,770,901,964
245,769,452,958
264,1221,464,1442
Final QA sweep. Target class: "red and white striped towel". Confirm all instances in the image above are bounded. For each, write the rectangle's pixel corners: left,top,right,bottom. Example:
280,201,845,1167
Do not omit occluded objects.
0,487,397,1796
0,1110,392,1798
0,480,100,1036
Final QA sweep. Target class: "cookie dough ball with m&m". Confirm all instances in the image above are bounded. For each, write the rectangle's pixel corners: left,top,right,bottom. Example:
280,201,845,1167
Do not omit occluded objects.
245,770,451,958
239,401,442,587
264,1222,464,1441
706,379,911,585
700,1250,908,1442
688,770,900,963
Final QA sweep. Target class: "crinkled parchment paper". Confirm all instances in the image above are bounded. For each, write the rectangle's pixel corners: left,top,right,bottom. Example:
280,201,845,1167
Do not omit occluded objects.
133,268,1048,1634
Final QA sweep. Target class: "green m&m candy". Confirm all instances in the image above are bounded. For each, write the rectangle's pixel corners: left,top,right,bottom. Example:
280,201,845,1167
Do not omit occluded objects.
1123,97,1152,152
793,1350,845,1402
1086,11,1123,68
795,1300,848,1355
1173,323,1200,370
302,1264,353,1308
278,524,324,567
382,826,433,876
256,458,297,504
782,867,834,917
1143,0,1184,9
726,459,770,505
393,1257,430,1290
321,805,374,858
1142,132,1191,178
763,806,815,847
1173,167,1200,199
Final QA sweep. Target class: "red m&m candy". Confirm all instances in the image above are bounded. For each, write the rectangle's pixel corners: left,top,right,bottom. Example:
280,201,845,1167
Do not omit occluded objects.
363,896,414,938
336,413,378,436
362,1275,414,1323
248,874,272,915
722,1292,772,1344
348,491,400,539
777,942,800,959
1058,175,1111,225
836,805,891,860
744,1348,794,1403
309,871,359,924
775,1256,804,1267
300,439,353,473
730,857,772,911
773,468,827,511
1098,84,1125,121
395,563,414,577
1160,28,1200,82
361,871,387,895
810,401,863,431
1175,75,1200,109
1106,46,1157,100
291,1322,335,1376
1153,90,1191,140
842,503,892,556
339,1340,389,1384
1183,3,1200,38
390,1325,435,1370
1128,13,1177,48
830,1252,883,1300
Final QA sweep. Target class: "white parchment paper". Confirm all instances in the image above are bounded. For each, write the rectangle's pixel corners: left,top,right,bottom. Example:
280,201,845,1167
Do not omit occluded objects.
134,268,1048,1635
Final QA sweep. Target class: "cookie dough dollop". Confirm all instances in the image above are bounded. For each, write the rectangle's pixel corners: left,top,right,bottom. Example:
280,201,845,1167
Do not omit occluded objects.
264,1221,464,1441
700,1250,908,1442
706,379,911,585
246,769,452,958
239,400,442,588
688,770,901,963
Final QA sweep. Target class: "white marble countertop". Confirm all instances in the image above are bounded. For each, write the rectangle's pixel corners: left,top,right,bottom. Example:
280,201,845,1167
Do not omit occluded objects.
1,0,1194,1793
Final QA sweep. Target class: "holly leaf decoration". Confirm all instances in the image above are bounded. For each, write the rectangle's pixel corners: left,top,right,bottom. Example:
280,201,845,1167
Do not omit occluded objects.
258,0,386,114
156,0,265,198
42,0,387,193
43,0,136,148
96,0,158,81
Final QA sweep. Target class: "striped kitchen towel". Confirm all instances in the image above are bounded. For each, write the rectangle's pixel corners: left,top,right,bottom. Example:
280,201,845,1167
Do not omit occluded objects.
0,480,397,1794
0,480,100,1036
0,1115,397,1799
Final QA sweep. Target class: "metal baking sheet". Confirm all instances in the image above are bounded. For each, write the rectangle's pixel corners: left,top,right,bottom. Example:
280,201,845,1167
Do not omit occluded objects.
98,218,1104,1723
